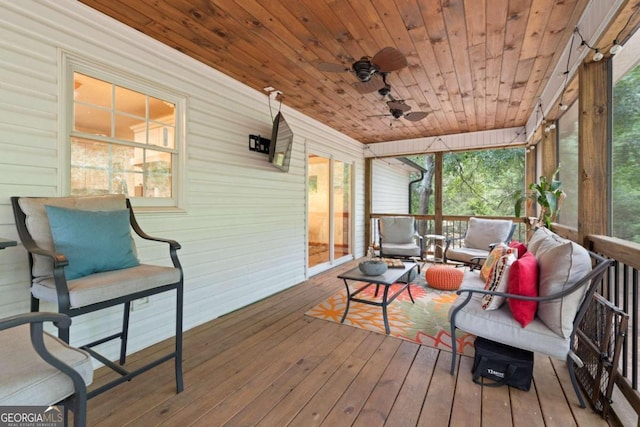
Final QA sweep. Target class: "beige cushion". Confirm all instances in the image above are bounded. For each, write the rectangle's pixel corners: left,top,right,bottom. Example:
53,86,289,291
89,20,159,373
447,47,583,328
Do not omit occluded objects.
0,325,93,405
379,217,416,244
32,264,181,309
525,227,593,338
449,276,571,360
464,217,513,250
528,227,562,257
18,195,131,279
537,241,592,338
380,242,421,257
446,246,490,265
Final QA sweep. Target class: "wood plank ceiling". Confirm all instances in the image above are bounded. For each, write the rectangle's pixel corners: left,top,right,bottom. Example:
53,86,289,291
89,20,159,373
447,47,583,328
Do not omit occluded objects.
79,0,592,144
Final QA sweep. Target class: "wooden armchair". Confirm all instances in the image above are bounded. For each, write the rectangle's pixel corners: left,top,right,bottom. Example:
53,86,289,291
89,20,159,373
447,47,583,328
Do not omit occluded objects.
11,194,184,398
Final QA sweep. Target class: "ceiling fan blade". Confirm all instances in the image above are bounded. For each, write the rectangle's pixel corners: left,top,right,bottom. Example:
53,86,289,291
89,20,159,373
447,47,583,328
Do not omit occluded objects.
387,100,411,112
352,75,385,94
404,111,428,121
372,47,407,72
317,62,350,73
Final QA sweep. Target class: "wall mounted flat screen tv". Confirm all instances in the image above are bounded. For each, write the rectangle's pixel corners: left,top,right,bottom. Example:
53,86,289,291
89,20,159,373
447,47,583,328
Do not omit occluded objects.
268,112,293,172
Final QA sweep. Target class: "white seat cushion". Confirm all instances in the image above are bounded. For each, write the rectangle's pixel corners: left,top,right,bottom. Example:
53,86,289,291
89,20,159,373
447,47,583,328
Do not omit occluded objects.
381,242,421,257
445,247,490,264
32,264,181,308
449,271,570,360
0,325,93,405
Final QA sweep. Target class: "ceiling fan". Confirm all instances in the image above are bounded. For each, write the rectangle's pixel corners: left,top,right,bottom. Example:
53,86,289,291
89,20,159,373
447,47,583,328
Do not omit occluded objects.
317,47,408,94
370,98,429,122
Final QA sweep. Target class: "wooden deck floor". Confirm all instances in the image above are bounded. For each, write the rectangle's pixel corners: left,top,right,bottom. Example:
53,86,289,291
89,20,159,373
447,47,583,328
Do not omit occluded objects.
87,260,610,426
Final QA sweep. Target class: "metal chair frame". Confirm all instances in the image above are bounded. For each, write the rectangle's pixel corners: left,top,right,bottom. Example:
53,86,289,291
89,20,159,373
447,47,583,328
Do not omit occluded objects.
449,250,614,408
1,312,88,427
11,197,184,398
444,222,516,269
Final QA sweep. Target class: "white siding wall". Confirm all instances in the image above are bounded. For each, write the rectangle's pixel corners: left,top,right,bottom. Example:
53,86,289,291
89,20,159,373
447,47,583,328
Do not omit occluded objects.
372,160,411,214
0,1,364,360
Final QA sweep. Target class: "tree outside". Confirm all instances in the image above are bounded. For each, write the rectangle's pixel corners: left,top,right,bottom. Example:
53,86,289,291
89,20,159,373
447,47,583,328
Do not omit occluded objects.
406,148,525,217
613,63,640,244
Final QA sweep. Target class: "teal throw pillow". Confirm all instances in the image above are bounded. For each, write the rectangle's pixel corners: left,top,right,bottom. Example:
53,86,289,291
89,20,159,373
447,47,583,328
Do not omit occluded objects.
45,205,140,280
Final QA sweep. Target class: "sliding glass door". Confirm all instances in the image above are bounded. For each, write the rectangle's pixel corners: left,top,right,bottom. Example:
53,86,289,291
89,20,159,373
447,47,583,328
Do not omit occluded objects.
308,154,352,270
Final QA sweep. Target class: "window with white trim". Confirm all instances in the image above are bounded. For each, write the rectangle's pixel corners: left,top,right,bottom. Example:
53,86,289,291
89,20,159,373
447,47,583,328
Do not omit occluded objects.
65,58,184,208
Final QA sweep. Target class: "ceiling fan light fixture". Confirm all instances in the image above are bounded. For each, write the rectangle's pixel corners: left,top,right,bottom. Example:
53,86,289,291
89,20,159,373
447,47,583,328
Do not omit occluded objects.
352,58,377,82
390,109,404,119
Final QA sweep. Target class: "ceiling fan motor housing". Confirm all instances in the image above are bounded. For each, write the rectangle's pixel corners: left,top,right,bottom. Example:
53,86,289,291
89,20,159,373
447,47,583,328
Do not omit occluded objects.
390,109,404,119
352,57,377,82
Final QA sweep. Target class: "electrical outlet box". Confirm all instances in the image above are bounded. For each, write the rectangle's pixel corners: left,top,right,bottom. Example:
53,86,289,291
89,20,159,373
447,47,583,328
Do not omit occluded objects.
131,297,149,311
249,134,271,154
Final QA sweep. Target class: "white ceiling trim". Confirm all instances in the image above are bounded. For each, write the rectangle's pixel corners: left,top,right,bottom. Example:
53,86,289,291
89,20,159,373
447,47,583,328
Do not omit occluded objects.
364,126,526,158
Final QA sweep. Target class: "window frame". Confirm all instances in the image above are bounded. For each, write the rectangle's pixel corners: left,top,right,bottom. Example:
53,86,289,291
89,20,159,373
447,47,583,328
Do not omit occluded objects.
60,51,186,211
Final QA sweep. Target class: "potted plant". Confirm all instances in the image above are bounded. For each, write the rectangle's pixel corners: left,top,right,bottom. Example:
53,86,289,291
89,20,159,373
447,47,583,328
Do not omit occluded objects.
514,168,565,229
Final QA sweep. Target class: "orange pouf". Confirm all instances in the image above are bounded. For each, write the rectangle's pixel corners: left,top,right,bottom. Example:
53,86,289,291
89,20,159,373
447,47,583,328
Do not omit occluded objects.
425,264,464,290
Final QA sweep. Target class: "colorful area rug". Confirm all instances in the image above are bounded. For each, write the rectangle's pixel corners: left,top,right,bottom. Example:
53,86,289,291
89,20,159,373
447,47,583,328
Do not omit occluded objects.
306,275,475,356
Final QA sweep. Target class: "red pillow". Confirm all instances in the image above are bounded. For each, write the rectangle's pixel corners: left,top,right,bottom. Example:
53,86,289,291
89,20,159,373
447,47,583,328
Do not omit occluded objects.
508,240,528,259
507,251,538,327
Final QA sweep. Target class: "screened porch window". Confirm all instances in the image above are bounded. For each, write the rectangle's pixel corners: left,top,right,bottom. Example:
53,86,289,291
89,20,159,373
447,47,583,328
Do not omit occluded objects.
557,101,579,229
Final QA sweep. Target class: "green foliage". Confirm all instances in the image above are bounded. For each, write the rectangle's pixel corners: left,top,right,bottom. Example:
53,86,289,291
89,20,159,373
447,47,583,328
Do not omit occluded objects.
441,149,524,216
514,168,563,229
612,63,640,243
407,148,525,216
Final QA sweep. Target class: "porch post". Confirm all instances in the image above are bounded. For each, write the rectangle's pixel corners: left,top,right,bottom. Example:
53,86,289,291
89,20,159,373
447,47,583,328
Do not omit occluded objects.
540,126,557,183
364,157,373,251
435,151,443,235
578,59,611,243
525,136,537,219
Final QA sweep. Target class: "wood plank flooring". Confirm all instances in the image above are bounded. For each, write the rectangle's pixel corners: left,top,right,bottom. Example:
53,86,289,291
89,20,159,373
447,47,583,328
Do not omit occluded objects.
86,260,610,426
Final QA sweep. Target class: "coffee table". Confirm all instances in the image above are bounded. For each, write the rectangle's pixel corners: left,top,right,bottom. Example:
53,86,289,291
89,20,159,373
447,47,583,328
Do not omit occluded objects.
338,262,418,334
